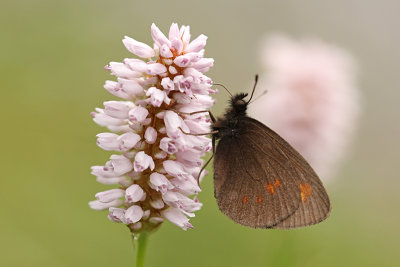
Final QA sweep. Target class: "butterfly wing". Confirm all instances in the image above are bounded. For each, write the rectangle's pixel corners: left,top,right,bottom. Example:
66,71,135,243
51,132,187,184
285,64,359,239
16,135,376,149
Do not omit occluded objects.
213,117,331,229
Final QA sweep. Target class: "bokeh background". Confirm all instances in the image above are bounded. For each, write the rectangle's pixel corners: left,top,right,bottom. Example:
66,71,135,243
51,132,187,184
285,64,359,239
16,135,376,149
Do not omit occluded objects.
1,0,399,266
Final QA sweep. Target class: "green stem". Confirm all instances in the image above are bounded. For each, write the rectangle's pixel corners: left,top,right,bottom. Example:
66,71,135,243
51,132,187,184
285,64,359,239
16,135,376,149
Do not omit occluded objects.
133,232,149,267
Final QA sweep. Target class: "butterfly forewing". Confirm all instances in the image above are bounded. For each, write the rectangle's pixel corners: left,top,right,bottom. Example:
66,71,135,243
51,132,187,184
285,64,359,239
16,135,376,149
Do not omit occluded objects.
214,119,307,228
239,118,331,229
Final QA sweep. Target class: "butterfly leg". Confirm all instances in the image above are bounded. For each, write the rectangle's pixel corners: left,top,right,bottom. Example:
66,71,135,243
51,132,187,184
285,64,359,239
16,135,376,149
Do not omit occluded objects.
174,110,216,123
196,151,215,186
195,135,217,186
175,110,209,115
208,111,216,123
212,134,216,154
178,127,218,136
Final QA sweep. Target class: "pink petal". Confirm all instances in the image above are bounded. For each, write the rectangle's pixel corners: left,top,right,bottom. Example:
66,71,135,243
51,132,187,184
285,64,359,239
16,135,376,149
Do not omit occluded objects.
125,184,145,203
95,189,125,203
144,126,157,144
96,133,120,151
104,80,129,99
124,205,144,224
151,23,171,48
118,132,141,151
118,78,144,96
123,36,155,58
106,62,140,78
186,34,207,53
149,172,174,194
123,58,148,73
103,101,134,119
134,151,155,172
162,208,193,231
108,207,126,223
146,63,167,75
168,23,180,41
129,106,149,123
89,199,124,211
160,44,173,58
159,137,178,154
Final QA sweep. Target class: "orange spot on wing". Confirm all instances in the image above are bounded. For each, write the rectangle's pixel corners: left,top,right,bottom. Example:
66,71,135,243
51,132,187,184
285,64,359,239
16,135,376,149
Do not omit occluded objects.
243,196,248,204
274,179,281,187
300,183,312,202
265,182,276,195
257,195,262,203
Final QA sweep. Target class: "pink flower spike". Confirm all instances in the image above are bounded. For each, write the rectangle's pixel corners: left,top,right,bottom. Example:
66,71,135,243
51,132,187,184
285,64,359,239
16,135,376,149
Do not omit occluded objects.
91,23,215,232
134,151,155,172
129,106,149,123
123,36,155,58
144,126,157,144
125,205,144,224
151,23,171,48
162,208,194,231
125,184,145,203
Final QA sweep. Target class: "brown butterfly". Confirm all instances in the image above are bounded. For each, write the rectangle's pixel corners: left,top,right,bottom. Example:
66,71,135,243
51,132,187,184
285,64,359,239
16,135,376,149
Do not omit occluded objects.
209,75,331,229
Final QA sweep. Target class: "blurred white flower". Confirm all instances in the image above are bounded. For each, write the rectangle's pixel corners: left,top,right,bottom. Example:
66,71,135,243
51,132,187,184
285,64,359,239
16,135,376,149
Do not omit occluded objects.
90,23,216,232
249,35,360,182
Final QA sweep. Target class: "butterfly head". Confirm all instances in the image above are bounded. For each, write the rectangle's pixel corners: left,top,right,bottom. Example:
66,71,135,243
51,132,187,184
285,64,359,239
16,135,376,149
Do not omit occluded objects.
230,93,249,114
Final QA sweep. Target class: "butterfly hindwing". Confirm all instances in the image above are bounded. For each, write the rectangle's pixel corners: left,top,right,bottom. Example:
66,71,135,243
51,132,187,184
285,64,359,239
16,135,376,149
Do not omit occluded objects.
214,117,310,228
238,117,331,229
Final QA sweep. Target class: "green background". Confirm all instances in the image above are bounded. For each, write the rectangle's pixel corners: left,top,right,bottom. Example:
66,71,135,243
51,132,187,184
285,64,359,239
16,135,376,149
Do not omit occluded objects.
1,0,399,266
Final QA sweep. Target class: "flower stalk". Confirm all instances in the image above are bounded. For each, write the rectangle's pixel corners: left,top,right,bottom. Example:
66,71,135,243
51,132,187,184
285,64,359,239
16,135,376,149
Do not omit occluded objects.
133,232,148,267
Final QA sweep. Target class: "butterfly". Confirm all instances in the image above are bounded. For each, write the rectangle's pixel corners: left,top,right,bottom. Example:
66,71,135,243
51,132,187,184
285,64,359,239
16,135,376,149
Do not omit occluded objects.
209,75,331,229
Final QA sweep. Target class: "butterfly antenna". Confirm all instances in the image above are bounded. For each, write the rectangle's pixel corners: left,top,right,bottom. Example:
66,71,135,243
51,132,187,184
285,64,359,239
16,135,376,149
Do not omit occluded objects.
249,89,268,104
247,74,259,103
213,83,233,97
